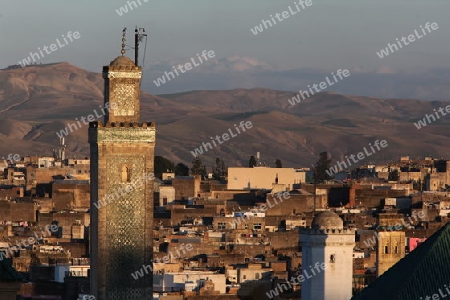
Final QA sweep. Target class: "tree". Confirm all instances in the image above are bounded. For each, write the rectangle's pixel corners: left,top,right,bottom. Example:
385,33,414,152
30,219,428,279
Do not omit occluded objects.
213,157,226,180
314,151,332,183
414,179,424,191
191,157,206,177
388,169,399,181
174,163,189,176
275,158,282,168
154,156,174,179
249,155,256,168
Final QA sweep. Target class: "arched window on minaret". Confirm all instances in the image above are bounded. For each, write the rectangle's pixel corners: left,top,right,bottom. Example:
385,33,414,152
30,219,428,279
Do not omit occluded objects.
330,253,336,263
122,165,131,182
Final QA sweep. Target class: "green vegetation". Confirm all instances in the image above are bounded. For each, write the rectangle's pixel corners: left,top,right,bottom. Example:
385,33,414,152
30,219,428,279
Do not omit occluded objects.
314,151,332,183
191,157,207,177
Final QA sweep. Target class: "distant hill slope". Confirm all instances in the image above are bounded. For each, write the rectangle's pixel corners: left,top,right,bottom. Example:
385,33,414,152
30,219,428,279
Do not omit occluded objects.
0,62,449,167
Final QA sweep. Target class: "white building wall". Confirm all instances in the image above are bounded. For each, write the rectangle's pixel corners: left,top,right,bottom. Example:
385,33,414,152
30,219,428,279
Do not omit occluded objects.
54,265,90,283
158,272,226,294
159,186,175,206
238,268,269,283
301,235,326,300
301,231,354,300
227,167,296,190
226,269,238,283
294,170,306,184
323,235,354,300
55,265,70,283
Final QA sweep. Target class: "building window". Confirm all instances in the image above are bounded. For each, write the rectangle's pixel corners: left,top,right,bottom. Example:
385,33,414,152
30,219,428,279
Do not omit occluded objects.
330,254,336,263
245,224,249,229
384,245,389,254
253,223,262,230
218,222,226,230
394,245,398,254
121,165,131,182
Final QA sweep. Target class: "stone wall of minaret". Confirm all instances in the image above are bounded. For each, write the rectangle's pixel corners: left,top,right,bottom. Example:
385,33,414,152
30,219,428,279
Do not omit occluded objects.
90,55,155,300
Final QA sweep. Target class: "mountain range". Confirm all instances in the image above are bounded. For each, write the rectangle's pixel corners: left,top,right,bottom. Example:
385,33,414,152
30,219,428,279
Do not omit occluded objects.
0,62,449,168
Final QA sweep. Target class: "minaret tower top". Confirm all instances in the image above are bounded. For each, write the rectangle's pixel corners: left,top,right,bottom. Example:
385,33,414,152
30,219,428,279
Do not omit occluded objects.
102,29,142,123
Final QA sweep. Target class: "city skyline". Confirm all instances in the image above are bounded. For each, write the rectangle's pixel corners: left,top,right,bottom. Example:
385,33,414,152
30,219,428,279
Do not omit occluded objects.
0,1,449,299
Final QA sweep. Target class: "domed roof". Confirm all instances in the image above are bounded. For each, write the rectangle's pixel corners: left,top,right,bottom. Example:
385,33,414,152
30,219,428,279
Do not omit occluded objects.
312,211,343,230
109,56,136,67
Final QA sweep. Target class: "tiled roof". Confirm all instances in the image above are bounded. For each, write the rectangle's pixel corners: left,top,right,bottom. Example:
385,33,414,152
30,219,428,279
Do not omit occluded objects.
352,222,450,300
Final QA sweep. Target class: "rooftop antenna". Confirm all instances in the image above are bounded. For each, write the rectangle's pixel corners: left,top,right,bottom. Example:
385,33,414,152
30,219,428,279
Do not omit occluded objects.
134,27,147,67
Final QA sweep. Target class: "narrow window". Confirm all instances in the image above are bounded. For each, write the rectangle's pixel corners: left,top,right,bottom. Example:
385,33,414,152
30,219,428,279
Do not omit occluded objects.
122,165,131,182
330,254,336,263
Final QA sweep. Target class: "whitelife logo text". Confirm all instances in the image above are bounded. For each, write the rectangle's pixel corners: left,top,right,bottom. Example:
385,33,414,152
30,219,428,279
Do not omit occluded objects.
251,0,313,35
326,140,388,176
288,69,350,107
376,22,439,59
153,50,215,87
18,31,80,67
191,121,253,158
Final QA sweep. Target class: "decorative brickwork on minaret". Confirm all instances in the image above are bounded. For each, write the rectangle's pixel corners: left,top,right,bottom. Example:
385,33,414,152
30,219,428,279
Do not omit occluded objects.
90,54,155,300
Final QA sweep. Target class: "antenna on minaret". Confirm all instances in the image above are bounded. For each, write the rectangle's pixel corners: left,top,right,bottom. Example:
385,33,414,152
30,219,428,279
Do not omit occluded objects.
121,28,127,56
135,27,139,65
134,27,147,67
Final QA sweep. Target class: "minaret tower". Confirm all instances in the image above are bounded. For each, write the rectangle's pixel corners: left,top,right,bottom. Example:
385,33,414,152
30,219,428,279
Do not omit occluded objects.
89,29,155,300
301,211,355,300
376,213,406,277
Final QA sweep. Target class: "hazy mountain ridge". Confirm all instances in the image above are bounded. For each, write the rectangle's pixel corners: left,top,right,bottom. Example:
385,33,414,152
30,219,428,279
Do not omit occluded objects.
0,62,449,167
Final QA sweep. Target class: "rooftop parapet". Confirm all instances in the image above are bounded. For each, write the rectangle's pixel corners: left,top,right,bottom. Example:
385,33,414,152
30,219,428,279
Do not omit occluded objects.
90,121,155,128
88,121,155,144
300,228,356,235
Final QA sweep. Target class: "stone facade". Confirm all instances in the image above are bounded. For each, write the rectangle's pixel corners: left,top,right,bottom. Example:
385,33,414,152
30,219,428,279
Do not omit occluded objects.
52,180,90,210
90,55,155,300
0,201,36,222
376,213,406,277
172,176,201,200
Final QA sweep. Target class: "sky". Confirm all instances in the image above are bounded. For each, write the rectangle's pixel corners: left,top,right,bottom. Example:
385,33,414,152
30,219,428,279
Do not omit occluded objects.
1,0,449,98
